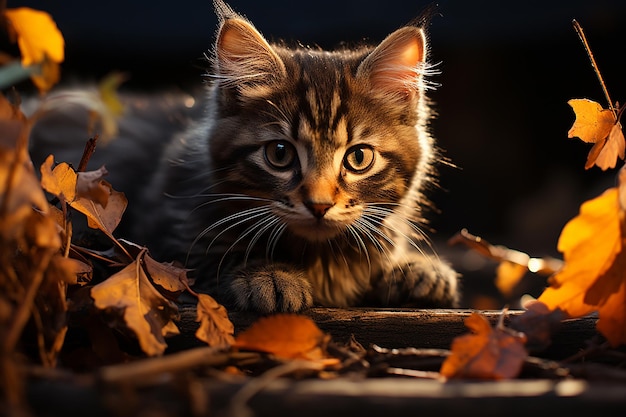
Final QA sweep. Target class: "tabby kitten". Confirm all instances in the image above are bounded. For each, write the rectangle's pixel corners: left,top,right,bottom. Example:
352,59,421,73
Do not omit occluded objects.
137,0,460,312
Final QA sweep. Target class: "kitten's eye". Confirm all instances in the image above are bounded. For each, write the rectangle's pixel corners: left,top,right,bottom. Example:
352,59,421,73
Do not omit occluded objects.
343,146,375,173
264,140,297,169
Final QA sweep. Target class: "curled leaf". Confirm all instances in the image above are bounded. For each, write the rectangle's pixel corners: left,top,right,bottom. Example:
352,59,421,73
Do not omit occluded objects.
76,166,110,207
440,312,527,380
143,254,189,295
40,156,127,237
40,155,77,202
91,259,180,356
195,294,235,348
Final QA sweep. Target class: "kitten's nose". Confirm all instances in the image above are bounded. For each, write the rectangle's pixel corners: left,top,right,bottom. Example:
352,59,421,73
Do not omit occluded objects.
304,201,334,219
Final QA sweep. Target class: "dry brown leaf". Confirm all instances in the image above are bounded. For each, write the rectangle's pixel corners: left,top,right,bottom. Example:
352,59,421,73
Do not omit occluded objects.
40,156,127,238
70,183,126,238
233,314,331,361
143,254,189,295
510,301,567,352
91,259,180,356
0,99,48,243
40,155,77,202
76,166,110,207
195,294,235,347
440,312,527,380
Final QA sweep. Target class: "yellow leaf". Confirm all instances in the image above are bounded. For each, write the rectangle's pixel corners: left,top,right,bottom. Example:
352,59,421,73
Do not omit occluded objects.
98,72,127,117
5,8,65,93
4,8,64,65
568,99,614,143
567,99,625,170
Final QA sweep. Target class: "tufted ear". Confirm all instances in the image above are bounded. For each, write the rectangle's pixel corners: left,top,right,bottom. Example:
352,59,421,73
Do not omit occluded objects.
357,26,427,99
213,1,286,95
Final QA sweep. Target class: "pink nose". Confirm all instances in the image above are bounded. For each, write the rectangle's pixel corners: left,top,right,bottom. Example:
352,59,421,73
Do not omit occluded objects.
305,201,334,219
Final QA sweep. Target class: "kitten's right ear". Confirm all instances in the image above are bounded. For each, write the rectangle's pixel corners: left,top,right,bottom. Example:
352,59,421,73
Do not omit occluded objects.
213,1,286,95
356,26,428,101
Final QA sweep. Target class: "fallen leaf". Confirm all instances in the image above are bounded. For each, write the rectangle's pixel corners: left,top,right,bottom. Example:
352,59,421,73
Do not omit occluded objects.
567,98,625,170
91,259,180,356
1,97,48,242
233,314,331,361
509,301,566,352
440,312,527,380
40,155,77,202
76,166,110,208
40,156,127,238
143,254,189,296
195,294,235,347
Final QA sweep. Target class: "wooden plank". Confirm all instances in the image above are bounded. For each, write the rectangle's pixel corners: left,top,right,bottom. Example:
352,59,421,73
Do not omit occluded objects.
171,306,599,359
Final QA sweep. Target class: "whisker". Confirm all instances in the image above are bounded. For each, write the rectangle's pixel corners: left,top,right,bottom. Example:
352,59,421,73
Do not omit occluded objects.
267,222,287,260
244,215,282,264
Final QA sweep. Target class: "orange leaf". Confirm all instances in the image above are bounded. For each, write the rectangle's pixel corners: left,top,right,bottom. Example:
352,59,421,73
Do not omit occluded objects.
538,183,626,346
91,259,180,356
4,8,64,65
233,314,330,361
195,294,235,347
567,98,625,170
4,8,65,92
440,312,527,380
495,261,527,297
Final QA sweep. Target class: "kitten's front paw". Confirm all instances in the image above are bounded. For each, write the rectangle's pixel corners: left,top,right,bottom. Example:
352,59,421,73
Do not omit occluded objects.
375,257,461,308
229,264,314,313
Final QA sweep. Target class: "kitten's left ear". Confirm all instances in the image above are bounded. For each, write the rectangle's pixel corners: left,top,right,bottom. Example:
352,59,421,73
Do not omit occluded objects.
357,27,427,99
213,2,286,95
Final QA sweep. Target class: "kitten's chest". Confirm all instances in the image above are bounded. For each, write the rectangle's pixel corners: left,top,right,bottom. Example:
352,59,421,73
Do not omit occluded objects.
277,236,381,306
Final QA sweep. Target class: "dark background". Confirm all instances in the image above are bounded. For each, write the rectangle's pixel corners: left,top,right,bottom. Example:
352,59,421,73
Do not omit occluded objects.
8,0,626,306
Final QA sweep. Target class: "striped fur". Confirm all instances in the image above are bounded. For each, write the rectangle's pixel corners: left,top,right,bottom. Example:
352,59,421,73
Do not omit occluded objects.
138,0,460,312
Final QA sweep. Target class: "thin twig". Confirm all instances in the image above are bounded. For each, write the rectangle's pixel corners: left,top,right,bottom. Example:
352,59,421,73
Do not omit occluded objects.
76,135,98,172
572,19,615,116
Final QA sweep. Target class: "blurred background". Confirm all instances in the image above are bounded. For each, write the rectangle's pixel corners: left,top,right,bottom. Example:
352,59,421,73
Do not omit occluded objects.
7,0,626,307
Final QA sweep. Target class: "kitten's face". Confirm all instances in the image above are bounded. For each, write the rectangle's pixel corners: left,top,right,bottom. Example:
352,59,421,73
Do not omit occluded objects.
209,9,431,242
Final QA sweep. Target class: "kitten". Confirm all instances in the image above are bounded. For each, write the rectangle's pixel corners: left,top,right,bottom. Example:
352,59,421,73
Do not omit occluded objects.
134,0,461,312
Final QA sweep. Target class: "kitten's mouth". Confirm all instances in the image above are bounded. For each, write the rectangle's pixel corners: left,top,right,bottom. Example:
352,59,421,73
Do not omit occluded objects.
287,219,347,241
